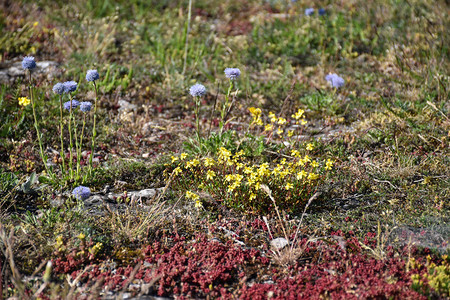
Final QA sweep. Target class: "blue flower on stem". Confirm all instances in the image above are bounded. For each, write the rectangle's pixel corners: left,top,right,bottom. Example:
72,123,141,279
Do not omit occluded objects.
72,186,91,200
63,81,78,94
22,56,36,70
305,8,315,16
80,101,93,112
189,84,206,97
325,73,345,88
52,83,65,95
224,68,241,80
63,100,80,110
86,70,99,82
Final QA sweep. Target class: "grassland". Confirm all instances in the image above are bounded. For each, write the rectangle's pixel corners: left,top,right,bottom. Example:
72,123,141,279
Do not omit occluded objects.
0,0,449,298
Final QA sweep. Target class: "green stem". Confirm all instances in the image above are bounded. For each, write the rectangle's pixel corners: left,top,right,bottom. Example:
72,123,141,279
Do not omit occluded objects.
74,106,80,179
29,71,51,177
78,113,86,181
220,80,233,133
194,96,200,139
68,95,74,179
89,81,98,175
58,94,66,175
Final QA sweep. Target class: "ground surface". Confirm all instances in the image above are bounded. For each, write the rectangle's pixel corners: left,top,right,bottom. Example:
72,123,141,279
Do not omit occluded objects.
0,0,449,299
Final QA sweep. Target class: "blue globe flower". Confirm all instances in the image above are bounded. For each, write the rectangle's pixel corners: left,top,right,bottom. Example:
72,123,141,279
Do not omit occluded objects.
63,81,78,94
80,101,93,112
224,68,241,80
305,8,315,16
325,73,345,88
63,100,80,111
318,8,326,16
189,84,206,97
52,83,65,95
86,69,99,82
22,56,36,70
72,186,91,200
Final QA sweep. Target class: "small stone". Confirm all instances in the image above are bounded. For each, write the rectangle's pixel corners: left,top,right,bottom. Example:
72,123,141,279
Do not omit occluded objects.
84,195,103,207
136,189,157,199
270,237,289,250
118,99,137,111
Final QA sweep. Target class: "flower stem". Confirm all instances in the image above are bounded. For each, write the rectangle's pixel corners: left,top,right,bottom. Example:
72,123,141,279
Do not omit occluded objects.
89,81,98,175
68,95,74,179
77,113,87,182
220,80,233,133
194,96,201,139
58,94,66,175
29,71,52,177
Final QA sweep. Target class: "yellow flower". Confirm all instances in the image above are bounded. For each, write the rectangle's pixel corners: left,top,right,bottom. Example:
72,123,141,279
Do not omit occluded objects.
325,159,334,170
291,149,301,158
288,130,294,137
244,166,254,174
277,128,283,136
173,167,182,176
218,147,232,163
311,160,319,168
292,108,305,120
303,155,311,163
171,156,179,163
285,183,293,190
248,107,262,117
300,119,308,125
268,111,276,119
277,117,287,125
33,22,39,27
18,97,31,107
255,117,263,126
186,191,199,200
306,143,314,151
225,174,234,182
206,170,216,180
195,200,203,208
297,170,307,180
78,233,86,240
308,172,319,180
203,157,216,167
186,158,200,169
249,192,257,200
180,153,188,160
264,124,273,131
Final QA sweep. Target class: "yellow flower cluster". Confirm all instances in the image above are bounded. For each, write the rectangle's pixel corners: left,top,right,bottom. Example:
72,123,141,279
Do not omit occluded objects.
248,108,309,140
185,190,200,200
167,107,336,212
18,97,31,106
171,143,334,211
248,107,263,126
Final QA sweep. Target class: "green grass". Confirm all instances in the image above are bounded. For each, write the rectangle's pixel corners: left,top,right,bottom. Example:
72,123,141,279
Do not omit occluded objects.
0,0,449,298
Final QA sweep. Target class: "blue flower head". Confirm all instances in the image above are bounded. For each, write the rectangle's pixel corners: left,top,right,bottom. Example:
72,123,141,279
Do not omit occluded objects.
325,73,345,88
63,81,78,94
86,69,99,82
305,8,315,16
22,56,36,70
318,8,326,16
189,84,206,97
52,83,64,95
224,68,241,80
80,101,92,112
63,100,80,111
72,186,91,200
